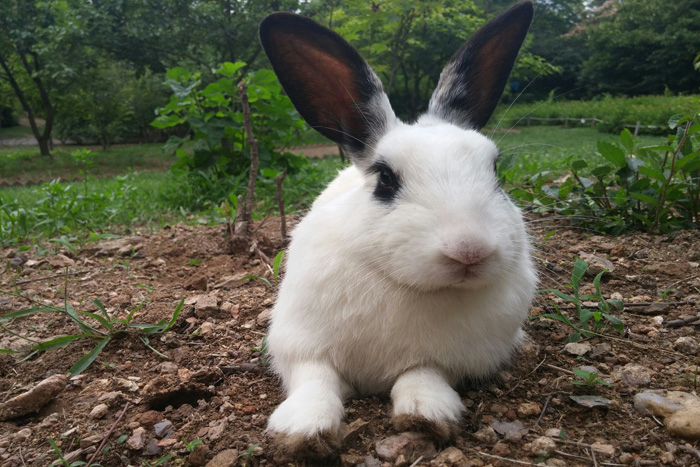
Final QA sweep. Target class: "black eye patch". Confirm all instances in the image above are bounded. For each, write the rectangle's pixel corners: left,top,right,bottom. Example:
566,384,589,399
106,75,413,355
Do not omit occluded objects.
369,161,401,203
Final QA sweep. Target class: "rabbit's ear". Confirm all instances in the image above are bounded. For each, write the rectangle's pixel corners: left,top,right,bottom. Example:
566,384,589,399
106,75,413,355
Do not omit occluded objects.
428,1,533,131
260,13,394,162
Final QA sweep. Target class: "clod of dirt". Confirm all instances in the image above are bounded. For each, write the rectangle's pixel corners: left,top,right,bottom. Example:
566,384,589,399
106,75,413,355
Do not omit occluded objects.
343,418,369,446
531,436,556,457
86,236,143,256
194,294,219,317
205,448,238,467
127,426,147,450
578,252,615,276
569,395,612,409
472,426,498,445
89,403,108,419
185,274,209,291
492,420,526,441
430,446,469,466
673,336,699,354
0,374,67,420
141,369,221,411
375,432,437,463
188,444,211,466
590,442,615,458
517,401,541,417
612,363,655,387
639,302,672,315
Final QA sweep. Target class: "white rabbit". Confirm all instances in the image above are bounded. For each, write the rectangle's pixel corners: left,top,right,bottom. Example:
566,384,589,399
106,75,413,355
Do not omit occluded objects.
259,0,537,459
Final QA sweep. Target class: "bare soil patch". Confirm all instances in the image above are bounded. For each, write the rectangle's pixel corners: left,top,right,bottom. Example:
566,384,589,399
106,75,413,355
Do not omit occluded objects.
1,215,699,466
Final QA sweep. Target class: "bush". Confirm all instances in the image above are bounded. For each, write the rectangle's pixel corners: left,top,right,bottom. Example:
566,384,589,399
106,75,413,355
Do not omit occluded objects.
493,95,700,135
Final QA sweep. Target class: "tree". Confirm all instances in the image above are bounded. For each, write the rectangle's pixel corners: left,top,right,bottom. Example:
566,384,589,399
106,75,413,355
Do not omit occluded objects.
0,1,62,156
580,0,700,96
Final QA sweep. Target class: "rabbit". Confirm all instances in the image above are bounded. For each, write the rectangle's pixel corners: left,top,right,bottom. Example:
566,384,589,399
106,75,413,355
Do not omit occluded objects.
258,0,537,460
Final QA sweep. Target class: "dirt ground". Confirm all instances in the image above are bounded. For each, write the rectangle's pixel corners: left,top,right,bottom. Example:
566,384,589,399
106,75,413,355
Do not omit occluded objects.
0,214,699,467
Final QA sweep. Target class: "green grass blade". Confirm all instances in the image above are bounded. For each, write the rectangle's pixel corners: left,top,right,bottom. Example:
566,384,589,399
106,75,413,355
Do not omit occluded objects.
69,336,111,376
0,306,61,323
90,298,111,322
273,250,285,284
64,303,99,335
0,348,18,354
139,336,169,359
571,259,588,292
240,274,271,288
162,298,184,332
33,334,90,351
77,311,112,331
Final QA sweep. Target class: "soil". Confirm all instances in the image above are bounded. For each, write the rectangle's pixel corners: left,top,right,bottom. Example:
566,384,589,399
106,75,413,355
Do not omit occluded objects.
0,214,699,467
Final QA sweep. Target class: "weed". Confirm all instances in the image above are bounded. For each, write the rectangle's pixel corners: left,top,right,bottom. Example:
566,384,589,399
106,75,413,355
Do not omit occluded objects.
242,250,285,288
183,438,204,452
0,290,184,376
49,436,99,466
238,443,261,466
188,258,203,266
571,368,611,388
251,335,270,367
538,258,624,342
678,365,699,391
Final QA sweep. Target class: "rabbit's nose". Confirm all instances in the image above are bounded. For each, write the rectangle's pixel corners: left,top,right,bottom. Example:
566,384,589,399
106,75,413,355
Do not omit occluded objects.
441,242,495,267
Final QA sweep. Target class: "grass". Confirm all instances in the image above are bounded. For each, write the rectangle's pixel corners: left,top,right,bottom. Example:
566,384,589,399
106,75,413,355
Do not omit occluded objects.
0,143,177,184
0,125,35,139
492,94,700,135
491,126,666,177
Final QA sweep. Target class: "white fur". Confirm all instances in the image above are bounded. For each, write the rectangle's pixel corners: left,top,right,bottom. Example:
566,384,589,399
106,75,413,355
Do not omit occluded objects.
266,113,537,441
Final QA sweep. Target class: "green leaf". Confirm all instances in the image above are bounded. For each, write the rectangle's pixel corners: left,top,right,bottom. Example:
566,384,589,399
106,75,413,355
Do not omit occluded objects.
33,334,89,351
166,67,191,82
571,159,588,171
539,288,577,303
571,259,588,292
637,165,666,181
597,141,626,168
65,303,98,335
620,129,634,151
273,250,285,285
69,336,111,376
0,348,18,354
240,274,271,288
602,313,624,332
629,191,659,206
0,306,60,323
217,61,246,78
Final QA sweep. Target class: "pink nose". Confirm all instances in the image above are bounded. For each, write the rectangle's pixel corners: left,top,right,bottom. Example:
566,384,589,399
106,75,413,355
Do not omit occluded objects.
442,245,494,267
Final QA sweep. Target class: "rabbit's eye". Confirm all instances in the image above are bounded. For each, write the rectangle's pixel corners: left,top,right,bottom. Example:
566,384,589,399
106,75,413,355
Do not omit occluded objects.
371,162,400,203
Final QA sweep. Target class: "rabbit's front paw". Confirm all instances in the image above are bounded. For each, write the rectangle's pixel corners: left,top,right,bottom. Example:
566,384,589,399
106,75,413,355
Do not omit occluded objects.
391,367,464,443
266,381,345,461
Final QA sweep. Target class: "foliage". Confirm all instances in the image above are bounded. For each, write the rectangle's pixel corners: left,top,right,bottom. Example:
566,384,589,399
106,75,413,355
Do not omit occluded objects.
571,368,611,388
538,259,624,343
506,113,700,233
153,62,307,176
0,289,183,376
493,94,700,135
580,0,700,96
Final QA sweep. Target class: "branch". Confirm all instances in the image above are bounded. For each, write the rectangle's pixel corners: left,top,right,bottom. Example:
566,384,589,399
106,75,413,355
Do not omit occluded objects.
238,80,258,228
275,170,287,239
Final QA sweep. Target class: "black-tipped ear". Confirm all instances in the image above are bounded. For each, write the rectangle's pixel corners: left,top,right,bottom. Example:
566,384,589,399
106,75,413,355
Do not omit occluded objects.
259,13,394,162
428,0,533,130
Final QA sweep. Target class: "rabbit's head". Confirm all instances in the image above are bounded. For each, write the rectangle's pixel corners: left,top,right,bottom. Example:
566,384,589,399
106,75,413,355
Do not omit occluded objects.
260,2,533,291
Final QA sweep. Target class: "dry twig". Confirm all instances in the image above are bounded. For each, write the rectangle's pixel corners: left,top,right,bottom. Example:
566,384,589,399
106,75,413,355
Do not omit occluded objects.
86,401,130,466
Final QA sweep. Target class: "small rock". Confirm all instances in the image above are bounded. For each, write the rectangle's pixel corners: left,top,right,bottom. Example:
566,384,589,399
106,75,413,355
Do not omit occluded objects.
660,452,674,464
673,336,699,355
90,403,109,419
531,436,556,457
544,459,567,467
188,444,210,466
159,362,179,374
634,390,700,440
545,428,564,439
517,402,541,417
133,410,163,427
491,442,510,457
472,426,498,445
13,427,32,442
666,407,700,440
578,252,614,277
200,321,214,336
619,453,637,464
564,342,591,356
590,442,615,457
114,378,139,392
97,390,126,407
361,456,382,467
205,448,238,467
256,309,271,327
126,427,147,450
491,420,525,439
79,435,103,448
590,343,611,358
613,363,654,387
0,374,68,420
569,395,612,409
375,432,437,463
185,274,208,291
639,302,671,315
48,254,75,268
143,438,162,456
195,295,219,317
610,292,623,301
207,420,228,441
153,420,173,438
430,447,468,466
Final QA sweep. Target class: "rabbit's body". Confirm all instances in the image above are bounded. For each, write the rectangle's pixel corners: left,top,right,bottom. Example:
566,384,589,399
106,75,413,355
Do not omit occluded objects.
258,1,537,459
269,120,536,396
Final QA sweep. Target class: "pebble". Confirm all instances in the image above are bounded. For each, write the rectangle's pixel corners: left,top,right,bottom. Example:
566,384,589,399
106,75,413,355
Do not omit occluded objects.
188,444,210,466
430,447,468,466
79,435,103,448
531,436,556,457
545,459,567,467
344,418,369,445
89,403,109,419
660,452,674,464
564,342,591,356
143,438,162,456
159,361,179,374
114,378,139,392
153,420,173,438
545,428,563,438
375,432,437,463
126,427,146,450
185,274,208,291
634,390,700,440
205,449,238,467
256,309,271,326
0,374,68,421
491,442,510,456
200,321,215,336
673,336,699,355
639,302,671,315
612,363,654,387
13,427,32,442
472,426,498,445
590,442,615,457
517,402,541,417
569,395,612,408
578,252,614,276
195,295,219,317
